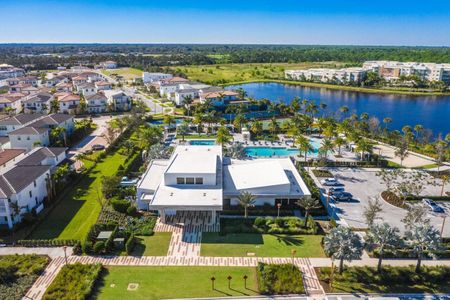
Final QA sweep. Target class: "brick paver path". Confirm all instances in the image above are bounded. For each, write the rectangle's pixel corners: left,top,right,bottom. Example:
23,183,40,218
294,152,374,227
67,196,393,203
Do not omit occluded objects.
24,256,66,300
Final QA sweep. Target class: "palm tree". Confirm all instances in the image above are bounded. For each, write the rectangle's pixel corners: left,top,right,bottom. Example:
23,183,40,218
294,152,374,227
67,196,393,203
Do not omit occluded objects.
163,115,175,128
296,135,313,163
268,117,280,136
405,224,442,273
366,223,402,272
193,113,204,134
233,114,246,133
414,124,423,144
319,138,334,159
333,137,346,156
216,126,232,146
290,96,301,115
382,117,392,137
323,226,364,274
441,175,449,197
295,198,320,227
250,120,263,137
9,202,20,244
177,123,190,141
228,143,247,159
237,191,256,218
182,95,193,116
355,139,373,161
319,102,327,117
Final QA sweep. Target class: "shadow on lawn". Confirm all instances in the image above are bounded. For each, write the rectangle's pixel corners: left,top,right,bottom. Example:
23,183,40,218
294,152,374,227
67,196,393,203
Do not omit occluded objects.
27,174,96,239
272,234,304,246
201,233,264,245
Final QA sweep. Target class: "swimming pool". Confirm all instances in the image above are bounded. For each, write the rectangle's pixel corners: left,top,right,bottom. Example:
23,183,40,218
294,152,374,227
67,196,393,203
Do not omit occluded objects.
189,140,216,145
245,139,320,157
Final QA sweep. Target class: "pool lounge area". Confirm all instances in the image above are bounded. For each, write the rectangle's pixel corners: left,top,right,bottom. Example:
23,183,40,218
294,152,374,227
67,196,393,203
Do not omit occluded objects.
188,139,216,146
244,139,320,158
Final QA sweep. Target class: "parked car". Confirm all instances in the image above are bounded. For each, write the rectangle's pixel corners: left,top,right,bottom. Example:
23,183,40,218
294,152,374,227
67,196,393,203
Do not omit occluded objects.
327,187,345,195
91,144,105,151
321,178,341,186
331,192,353,202
422,198,444,213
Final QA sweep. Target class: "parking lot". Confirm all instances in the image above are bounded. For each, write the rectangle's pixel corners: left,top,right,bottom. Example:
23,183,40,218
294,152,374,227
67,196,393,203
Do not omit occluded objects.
322,167,450,237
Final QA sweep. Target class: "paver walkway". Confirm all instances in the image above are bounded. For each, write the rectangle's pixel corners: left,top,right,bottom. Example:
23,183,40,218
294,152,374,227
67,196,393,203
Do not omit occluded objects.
24,256,66,300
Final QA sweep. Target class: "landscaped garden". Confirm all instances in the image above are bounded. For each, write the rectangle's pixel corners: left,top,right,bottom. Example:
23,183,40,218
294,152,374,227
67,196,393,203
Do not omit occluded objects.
44,263,102,300
201,232,325,257
0,254,49,300
94,266,259,299
129,233,172,256
317,265,450,294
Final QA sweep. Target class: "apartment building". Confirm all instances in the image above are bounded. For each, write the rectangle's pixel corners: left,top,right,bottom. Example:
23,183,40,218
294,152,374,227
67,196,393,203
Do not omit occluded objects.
285,67,367,84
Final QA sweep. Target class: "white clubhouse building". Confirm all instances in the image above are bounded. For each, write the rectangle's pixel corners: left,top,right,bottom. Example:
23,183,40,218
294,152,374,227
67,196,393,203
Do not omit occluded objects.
136,145,311,222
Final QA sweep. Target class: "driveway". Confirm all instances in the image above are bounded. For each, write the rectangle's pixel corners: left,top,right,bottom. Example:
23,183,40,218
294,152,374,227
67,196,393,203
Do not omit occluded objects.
323,167,450,236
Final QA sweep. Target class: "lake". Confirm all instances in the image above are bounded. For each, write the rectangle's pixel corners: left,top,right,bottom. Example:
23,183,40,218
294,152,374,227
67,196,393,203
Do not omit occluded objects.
226,82,450,136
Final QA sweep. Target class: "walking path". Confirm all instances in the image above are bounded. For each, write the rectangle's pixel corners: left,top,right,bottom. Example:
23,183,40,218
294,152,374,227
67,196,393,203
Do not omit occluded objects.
24,256,66,300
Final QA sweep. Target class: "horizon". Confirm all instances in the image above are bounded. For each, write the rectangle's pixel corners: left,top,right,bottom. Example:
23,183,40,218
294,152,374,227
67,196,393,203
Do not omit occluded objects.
2,0,450,46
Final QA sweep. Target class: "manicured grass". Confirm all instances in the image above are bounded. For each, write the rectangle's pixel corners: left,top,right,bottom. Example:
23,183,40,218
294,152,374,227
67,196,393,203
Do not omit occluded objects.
170,62,349,84
44,263,102,300
130,233,172,256
101,68,143,80
317,265,450,294
30,151,127,241
201,233,326,257
94,266,259,299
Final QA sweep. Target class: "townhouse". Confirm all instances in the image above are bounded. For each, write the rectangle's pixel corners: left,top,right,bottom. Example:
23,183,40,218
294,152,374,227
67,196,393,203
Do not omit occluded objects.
103,90,131,111
86,93,108,113
285,67,368,84
0,93,25,113
199,90,240,107
9,127,50,151
22,92,53,114
0,64,25,80
142,72,173,83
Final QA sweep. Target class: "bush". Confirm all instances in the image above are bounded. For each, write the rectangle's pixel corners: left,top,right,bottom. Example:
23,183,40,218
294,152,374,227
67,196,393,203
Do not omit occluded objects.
43,263,102,300
82,241,93,254
110,198,131,213
0,264,18,283
72,241,82,255
126,205,137,215
254,217,266,227
125,234,135,254
93,241,105,254
257,263,305,294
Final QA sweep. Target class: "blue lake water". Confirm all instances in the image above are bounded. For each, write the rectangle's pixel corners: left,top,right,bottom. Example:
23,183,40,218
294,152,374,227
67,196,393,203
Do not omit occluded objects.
226,82,450,136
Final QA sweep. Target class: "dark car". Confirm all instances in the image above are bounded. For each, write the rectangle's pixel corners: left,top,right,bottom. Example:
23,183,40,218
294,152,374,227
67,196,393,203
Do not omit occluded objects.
331,191,353,202
327,187,345,195
422,198,444,213
91,144,105,151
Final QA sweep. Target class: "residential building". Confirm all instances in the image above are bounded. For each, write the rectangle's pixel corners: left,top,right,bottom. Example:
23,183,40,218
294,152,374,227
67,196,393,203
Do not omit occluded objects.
55,82,73,93
99,61,117,69
28,114,75,135
76,83,97,96
94,81,112,91
199,90,240,107
285,67,368,84
0,114,45,136
136,145,310,223
86,93,108,113
58,94,81,114
103,90,131,111
16,147,67,170
0,165,51,229
9,127,50,151
0,64,25,80
22,92,53,113
142,72,173,83
0,93,25,113
0,149,26,171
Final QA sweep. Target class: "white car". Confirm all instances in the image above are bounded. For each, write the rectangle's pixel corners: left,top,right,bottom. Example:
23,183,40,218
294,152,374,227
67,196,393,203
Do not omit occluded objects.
320,178,340,186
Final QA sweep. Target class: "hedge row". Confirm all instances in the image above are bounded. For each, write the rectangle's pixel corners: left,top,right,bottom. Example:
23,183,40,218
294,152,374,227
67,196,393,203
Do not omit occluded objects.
17,239,79,247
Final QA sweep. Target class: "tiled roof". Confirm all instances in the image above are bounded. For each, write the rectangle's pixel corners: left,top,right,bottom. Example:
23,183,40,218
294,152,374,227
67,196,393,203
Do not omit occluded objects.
9,126,48,135
0,114,44,126
0,165,51,197
16,147,67,166
0,149,25,166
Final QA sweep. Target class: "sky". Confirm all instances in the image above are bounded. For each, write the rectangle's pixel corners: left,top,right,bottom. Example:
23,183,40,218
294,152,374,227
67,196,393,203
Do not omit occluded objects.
1,0,450,46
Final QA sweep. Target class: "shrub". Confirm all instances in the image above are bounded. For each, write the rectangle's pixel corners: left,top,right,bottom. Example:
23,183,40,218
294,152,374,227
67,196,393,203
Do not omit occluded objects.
257,262,305,294
0,264,18,283
43,263,102,300
93,241,105,254
82,241,93,254
254,217,266,227
72,241,82,255
110,198,131,213
126,205,137,215
125,234,135,254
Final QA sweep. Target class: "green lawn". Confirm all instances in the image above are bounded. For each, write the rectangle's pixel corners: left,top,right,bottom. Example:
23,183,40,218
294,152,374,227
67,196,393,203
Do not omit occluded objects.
130,233,172,256
318,266,450,294
201,233,326,257
101,68,143,80
95,266,259,299
30,151,127,241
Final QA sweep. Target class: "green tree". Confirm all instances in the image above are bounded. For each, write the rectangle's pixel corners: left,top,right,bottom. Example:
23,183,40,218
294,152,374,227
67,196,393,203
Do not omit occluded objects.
216,126,232,146
366,223,402,272
295,198,321,227
405,224,443,273
296,135,313,163
323,226,364,274
237,191,256,218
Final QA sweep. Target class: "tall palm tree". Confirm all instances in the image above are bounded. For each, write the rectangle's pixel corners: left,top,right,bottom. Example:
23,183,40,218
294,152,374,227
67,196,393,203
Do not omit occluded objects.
296,198,321,227
193,113,204,134
296,135,313,163
356,139,373,161
182,95,193,116
333,137,346,156
216,126,232,146
414,124,423,144
319,138,334,159
268,117,280,136
237,191,256,218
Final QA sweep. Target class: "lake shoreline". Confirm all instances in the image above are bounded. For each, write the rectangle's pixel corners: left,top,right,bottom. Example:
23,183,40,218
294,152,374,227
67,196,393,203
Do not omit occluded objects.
221,79,450,97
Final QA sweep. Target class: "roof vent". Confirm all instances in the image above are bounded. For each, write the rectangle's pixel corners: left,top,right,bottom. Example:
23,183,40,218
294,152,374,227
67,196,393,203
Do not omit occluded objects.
170,192,173,196
203,193,206,197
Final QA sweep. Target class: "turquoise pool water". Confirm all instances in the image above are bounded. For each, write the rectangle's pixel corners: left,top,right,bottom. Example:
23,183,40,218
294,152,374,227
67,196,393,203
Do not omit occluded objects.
245,139,320,157
189,140,216,145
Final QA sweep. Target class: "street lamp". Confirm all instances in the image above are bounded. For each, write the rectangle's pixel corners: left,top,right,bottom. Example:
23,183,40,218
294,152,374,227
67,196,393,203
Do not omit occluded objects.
440,215,447,239
243,275,248,289
227,275,232,289
277,203,282,218
63,246,68,265
291,249,297,266
210,276,216,290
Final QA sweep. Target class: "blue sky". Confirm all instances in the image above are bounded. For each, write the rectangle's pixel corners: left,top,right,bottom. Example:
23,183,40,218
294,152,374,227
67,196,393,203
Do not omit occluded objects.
1,0,450,45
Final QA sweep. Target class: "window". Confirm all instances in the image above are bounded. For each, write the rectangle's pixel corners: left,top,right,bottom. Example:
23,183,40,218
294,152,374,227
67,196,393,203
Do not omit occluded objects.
185,177,195,184
29,191,32,198
176,177,185,184
33,180,36,187
195,177,203,185
17,137,21,141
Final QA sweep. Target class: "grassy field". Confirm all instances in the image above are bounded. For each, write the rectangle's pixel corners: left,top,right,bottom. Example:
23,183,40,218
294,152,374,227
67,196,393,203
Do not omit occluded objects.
101,67,143,80
201,233,326,257
94,266,259,299
29,151,127,241
318,266,450,294
130,233,172,256
170,62,349,85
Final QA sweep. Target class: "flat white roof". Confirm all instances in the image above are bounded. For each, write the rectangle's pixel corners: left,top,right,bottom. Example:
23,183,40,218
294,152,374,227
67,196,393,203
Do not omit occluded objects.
166,145,221,174
137,159,168,192
226,160,289,190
